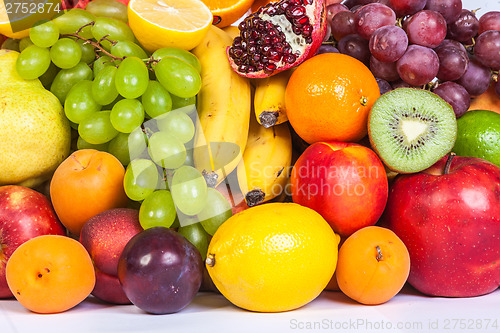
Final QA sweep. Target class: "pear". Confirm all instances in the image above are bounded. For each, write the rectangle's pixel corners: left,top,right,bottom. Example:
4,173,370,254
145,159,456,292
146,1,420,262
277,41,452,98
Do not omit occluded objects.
0,50,71,187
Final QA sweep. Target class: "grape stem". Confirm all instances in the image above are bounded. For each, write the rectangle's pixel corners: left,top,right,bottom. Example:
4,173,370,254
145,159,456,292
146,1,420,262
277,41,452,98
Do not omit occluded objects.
64,31,123,61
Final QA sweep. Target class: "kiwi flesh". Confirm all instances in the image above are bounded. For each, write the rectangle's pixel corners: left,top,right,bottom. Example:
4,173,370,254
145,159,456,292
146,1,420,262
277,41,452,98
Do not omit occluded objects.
368,88,457,173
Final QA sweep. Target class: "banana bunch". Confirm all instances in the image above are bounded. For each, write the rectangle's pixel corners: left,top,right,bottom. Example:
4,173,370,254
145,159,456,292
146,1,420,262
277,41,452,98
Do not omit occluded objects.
192,26,252,187
237,113,293,207
253,69,292,128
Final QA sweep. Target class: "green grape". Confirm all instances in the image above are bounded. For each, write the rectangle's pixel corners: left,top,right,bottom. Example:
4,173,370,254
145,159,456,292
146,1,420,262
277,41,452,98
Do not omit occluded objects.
115,57,149,99
92,66,118,105
18,38,33,52
50,62,93,103
147,131,186,169
154,56,201,98
52,9,96,39
178,222,209,260
128,127,148,160
108,132,131,165
78,111,118,144
85,0,128,23
171,165,208,216
70,121,79,130
198,188,232,235
184,147,194,167
65,80,101,123
157,110,194,144
30,20,59,48
1,38,20,51
110,98,145,133
50,38,82,69
123,158,158,201
171,94,196,114
141,80,172,118
139,190,176,229
91,17,135,50
38,62,59,90
15,45,50,80
77,136,109,151
111,41,147,60
77,39,96,64
152,48,201,73
103,94,124,109
93,55,114,76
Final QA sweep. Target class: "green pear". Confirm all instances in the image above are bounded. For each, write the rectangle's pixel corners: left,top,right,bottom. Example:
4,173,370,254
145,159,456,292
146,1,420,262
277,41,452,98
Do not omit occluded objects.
0,51,71,187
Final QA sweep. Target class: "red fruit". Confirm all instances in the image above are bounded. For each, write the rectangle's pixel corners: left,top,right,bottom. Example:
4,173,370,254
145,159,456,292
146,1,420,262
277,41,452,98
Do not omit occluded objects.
291,141,388,237
227,0,327,78
384,154,500,297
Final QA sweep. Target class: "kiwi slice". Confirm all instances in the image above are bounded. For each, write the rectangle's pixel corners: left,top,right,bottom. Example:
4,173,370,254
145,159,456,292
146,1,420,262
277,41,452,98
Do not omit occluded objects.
368,88,457,173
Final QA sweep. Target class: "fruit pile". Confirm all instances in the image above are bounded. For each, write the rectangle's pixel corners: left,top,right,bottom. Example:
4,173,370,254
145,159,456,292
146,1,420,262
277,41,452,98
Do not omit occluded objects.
0,0,498,320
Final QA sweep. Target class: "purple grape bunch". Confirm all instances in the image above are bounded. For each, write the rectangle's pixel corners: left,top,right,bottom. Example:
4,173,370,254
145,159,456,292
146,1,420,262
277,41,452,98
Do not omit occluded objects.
322,0,500,118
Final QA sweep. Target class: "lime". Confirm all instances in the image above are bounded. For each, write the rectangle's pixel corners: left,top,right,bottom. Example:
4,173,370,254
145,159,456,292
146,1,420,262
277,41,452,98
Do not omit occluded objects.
453,110,500,167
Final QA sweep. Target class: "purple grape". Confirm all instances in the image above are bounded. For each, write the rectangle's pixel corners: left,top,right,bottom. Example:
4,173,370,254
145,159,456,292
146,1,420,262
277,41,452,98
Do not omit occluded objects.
327,3,349,23
324,21,332,41
354,3,396,40
435,46,469,81
376,77,393,94
397,44,439,86
391,79,414,89
331,11,357,41
495,80,500,98
317,44,340,54
432,81,470,117
369,25,408,62
337,34,371,65
343,0,359,9
389,0,427,17
117,227,203,314
424,0,462,24
478,11,500,35
447,9,479,42
455,57,491,97
474,30,500,70
358,0,391,5
350,4,362,13
405,10,447,48
435,39,467,54
370,55,400,81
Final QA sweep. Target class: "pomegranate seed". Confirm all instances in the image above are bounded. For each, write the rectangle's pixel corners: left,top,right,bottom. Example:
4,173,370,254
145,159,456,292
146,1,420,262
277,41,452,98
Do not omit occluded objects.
269,50,281,61
272,36,280,44
292,25,301,35
264,63,276,74
263,36,272,44
289,0,301,6
252,54,261,62
283,54,296,63
239,64,248,72
274,43,284,53
247,66,256,72
262,45,271,56
248,45,257,53
302,24,312,37
261,56,269,63
286,5,305,18
233,37,242,47
257,63,264,70
265,22,274,30
251,30,259,39
233,48,244,58
238,21,246,30
305,36,312,43
298,16,309,25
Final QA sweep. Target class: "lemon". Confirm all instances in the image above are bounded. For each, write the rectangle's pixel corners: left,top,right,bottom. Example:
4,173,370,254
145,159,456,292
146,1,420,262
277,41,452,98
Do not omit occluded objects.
453,110,500,167
0,0,29,38
206,202,340,312
127,0,213,52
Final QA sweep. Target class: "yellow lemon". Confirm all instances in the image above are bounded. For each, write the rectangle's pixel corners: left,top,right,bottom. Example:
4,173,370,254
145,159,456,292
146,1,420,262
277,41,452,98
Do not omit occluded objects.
127,0,213,52
206,202,340,312
0,0,29,38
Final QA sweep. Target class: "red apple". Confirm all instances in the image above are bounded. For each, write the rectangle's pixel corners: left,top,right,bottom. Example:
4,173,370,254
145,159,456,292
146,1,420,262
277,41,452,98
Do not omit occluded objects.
384,154,500,297
291,141,388,236
79,208,143,304
0,185,66,298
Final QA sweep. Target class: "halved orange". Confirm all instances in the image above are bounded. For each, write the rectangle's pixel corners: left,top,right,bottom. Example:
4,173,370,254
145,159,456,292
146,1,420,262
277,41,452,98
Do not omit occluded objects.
128,0,213,52
202,0,254,28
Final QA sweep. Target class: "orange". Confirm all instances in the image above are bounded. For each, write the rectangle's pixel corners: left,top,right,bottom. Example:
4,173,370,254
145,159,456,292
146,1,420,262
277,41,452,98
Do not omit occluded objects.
335,226,410,305
285,53,380,144
128,0,213,51
50,149,129,236
468,84,500,114
203,0,254,28
6,235,95,313
250,0,272,13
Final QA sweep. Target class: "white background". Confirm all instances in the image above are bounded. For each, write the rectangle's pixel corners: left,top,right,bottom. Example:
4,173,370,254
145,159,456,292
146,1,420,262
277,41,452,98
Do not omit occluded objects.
1,0,499,332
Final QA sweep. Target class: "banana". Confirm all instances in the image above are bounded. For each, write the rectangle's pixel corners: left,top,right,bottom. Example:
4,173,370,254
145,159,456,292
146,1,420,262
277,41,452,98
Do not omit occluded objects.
222,25,240,39
236,113,293,207
253,69,292,128
191,26,252,187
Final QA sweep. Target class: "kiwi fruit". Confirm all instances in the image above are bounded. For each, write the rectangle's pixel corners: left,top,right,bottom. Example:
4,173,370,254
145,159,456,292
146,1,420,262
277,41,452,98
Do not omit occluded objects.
368,88,457,173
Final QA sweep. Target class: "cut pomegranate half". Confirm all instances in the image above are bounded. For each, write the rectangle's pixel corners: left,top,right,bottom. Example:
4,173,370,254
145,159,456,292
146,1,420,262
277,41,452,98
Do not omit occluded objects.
227,0,327,78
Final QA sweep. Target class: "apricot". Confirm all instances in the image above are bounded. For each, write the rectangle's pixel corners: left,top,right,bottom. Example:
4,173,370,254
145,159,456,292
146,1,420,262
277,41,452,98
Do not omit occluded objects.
468,85,500,114
336,226,410,305
50,149,129,236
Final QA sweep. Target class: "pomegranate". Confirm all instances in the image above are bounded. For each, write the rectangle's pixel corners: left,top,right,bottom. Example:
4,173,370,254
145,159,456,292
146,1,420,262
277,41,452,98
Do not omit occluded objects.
227,0,327,78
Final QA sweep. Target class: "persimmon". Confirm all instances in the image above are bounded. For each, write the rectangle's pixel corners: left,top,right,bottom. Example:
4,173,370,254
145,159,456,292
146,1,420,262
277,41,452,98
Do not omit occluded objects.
50,149,129,236
6,235,95,313
335,226,410,305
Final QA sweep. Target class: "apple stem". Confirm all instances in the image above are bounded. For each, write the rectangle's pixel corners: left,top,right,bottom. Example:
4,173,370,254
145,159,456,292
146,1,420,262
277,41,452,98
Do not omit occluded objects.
443,152,456,175
375,246,383,261
206,254,215,267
